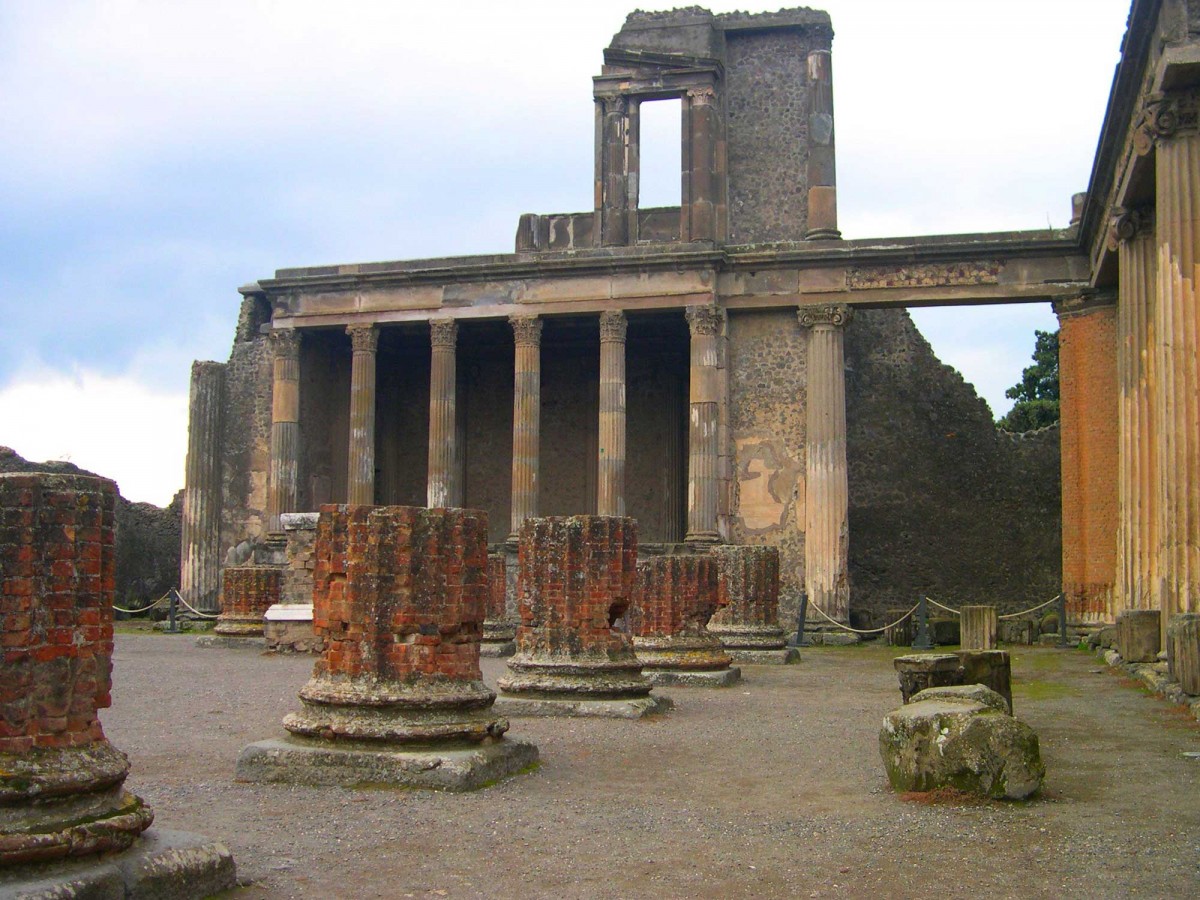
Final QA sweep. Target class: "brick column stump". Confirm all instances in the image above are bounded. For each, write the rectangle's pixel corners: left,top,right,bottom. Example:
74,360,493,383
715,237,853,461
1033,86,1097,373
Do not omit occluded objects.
0,473,236,895
707,545,799,664
480,551,516,658
960,606,999,650
495,516,671,718
236,505,538,791
629,550,740,686
206,566,281,646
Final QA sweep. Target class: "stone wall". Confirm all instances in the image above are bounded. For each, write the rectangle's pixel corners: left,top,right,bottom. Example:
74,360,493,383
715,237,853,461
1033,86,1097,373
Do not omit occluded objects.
0,446,182,606
844,309,1062,625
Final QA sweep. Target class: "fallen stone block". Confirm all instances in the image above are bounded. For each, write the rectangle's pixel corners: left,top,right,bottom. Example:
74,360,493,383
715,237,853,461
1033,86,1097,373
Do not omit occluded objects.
910,683,1010,714
880,694,1044,800
1117,609,1161,663
1167,613,1200,695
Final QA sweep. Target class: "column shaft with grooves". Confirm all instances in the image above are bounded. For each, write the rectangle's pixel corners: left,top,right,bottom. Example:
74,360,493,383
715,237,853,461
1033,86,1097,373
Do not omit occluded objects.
346,324,378,507
799,304,852,622
267,330,301,532
1114,210,1157,615
180,360,225,613
685,305,722,544
804,50,840,240
508,316,542,543
1152,99,1200,629
687,87,717,242
427,318,460,508
598,311,627,516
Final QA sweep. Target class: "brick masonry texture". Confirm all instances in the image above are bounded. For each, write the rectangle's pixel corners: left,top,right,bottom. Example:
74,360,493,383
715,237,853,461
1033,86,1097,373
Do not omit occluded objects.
630,553,721,639
0,472,116,753
709,544,782,631
486,552,507,622
310,504,488,684
216,565,281,633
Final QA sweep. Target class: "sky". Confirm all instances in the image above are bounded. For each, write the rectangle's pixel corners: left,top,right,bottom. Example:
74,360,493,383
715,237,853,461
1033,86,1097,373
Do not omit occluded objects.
0,0,1133,505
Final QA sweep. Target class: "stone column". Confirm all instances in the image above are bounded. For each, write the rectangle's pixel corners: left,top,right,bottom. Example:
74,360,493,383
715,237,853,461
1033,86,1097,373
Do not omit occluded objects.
798,304,852,623
598,310,627,517
508,316,543,545
180,360,225,613
804,49,841,240
1146,89,1200,629
1111,208,1157,617
707,545,796,663
0,473,153,864
685,305,723,544
267,329,301,533
214,565,282,638
427,318,460,508
346,324,378,507
597,96,630,247
686,86,718,243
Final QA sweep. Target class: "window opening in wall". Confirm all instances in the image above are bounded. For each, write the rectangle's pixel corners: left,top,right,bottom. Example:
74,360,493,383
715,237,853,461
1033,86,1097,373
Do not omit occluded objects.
638,97,682,210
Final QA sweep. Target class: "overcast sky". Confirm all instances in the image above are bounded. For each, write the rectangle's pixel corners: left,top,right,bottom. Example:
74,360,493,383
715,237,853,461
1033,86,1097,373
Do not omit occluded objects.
0,0,1132,505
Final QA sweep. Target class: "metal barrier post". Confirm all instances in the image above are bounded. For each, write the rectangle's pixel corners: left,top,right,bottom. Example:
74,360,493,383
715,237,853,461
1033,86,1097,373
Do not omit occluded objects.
168,591,178,634
912,595,933,650
788,590,809,648
1057,593,1070,647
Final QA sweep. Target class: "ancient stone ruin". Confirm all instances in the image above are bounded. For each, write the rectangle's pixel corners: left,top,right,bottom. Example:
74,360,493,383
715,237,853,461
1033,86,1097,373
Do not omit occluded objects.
237,504,537,790
480,551,516,657
0,472,234,897
495,516,670,718
630,549,740,686
707,545,799,663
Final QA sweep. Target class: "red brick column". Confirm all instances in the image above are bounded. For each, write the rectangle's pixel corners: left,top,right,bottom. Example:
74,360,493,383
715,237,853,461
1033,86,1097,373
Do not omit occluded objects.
707,545,788,650
498,516,651,698
0,472,153,866
630,553,731,673
481,551,516,649
214,565,282,637
1056,296,1119,626
283,504,505,743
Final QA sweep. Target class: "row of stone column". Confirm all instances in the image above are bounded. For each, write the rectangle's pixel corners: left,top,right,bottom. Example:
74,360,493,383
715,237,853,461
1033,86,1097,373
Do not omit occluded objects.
1105,86,1200,634
262,302,853,617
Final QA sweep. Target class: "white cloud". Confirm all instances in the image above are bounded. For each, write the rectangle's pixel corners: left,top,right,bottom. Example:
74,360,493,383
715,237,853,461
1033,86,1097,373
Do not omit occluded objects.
0,367,187,506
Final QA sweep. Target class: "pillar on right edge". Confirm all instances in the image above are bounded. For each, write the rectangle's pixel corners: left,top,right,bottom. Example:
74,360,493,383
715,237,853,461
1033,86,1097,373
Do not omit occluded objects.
1146,88,1200,635
1055,292,1118,628
798,304,851,623
804,49,840,241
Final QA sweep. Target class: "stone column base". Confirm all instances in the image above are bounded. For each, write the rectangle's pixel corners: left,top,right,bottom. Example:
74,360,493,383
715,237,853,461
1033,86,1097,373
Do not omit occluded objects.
213,616,265,637
0,829,235,899
235,736,538,792
195,634,266,650
480,640,517,658
725,648,800,665
643,667,742,687
492,693,673,719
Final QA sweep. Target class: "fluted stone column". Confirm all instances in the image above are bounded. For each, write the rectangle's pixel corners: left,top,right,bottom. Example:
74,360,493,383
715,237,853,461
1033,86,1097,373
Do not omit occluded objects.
1112,208,1157,617
685,305,723,544
598,310,627,517
1147,89,1200,628
427,318,460,508
799,304,852,623
597,96,630,247
804,49,841,240
686,86,718,243
180,360,225,613
346,324,378,507
508,316,542,545
267,329,301,533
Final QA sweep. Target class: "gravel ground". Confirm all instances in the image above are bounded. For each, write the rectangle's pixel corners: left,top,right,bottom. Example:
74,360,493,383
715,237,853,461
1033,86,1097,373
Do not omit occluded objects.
102,635,1200,899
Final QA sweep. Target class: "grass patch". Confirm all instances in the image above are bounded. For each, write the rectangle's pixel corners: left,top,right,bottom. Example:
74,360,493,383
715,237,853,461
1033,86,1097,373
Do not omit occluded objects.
1013,678,1076,700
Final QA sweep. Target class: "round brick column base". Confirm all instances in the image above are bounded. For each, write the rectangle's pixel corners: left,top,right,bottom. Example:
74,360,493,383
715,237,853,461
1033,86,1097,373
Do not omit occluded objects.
706,622,788,651
214,615,267,637
498,655,652,699
632,633,732,671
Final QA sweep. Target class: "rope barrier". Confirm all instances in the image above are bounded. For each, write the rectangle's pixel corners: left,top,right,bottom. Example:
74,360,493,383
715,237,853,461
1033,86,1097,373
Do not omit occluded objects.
171,590,221,619
925,596,961,616
807,600,918,635
112,592,171,615
997,594,1062,620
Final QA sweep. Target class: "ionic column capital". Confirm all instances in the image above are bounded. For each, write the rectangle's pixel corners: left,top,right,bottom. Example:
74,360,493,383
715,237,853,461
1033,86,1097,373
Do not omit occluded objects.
346,323,379,354
599,310,628,343
1135,89,1200,154
685,304,724,337
510,315,543,347
269,328,301,360
797,304,853,329
1106,206,1156,250
429,318,458,350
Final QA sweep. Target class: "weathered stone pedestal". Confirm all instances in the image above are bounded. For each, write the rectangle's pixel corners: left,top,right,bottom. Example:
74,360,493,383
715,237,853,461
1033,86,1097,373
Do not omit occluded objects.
894,650,1013,713
1117,609,1161,663
237,505,537,791
1166,613,1200,695
495,516,671,718
961,605,998,650
264,603,320,653
707,545,799,664
200,564,280,649
630,550,741,687
480,551,516,658
0,472,234,896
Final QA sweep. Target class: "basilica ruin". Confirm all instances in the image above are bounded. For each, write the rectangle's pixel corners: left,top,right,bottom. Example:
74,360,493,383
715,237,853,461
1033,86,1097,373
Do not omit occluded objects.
179,1,1199,652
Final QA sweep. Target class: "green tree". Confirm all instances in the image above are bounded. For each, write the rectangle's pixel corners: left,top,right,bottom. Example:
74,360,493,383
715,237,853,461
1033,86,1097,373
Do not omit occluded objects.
998,329,1059,431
